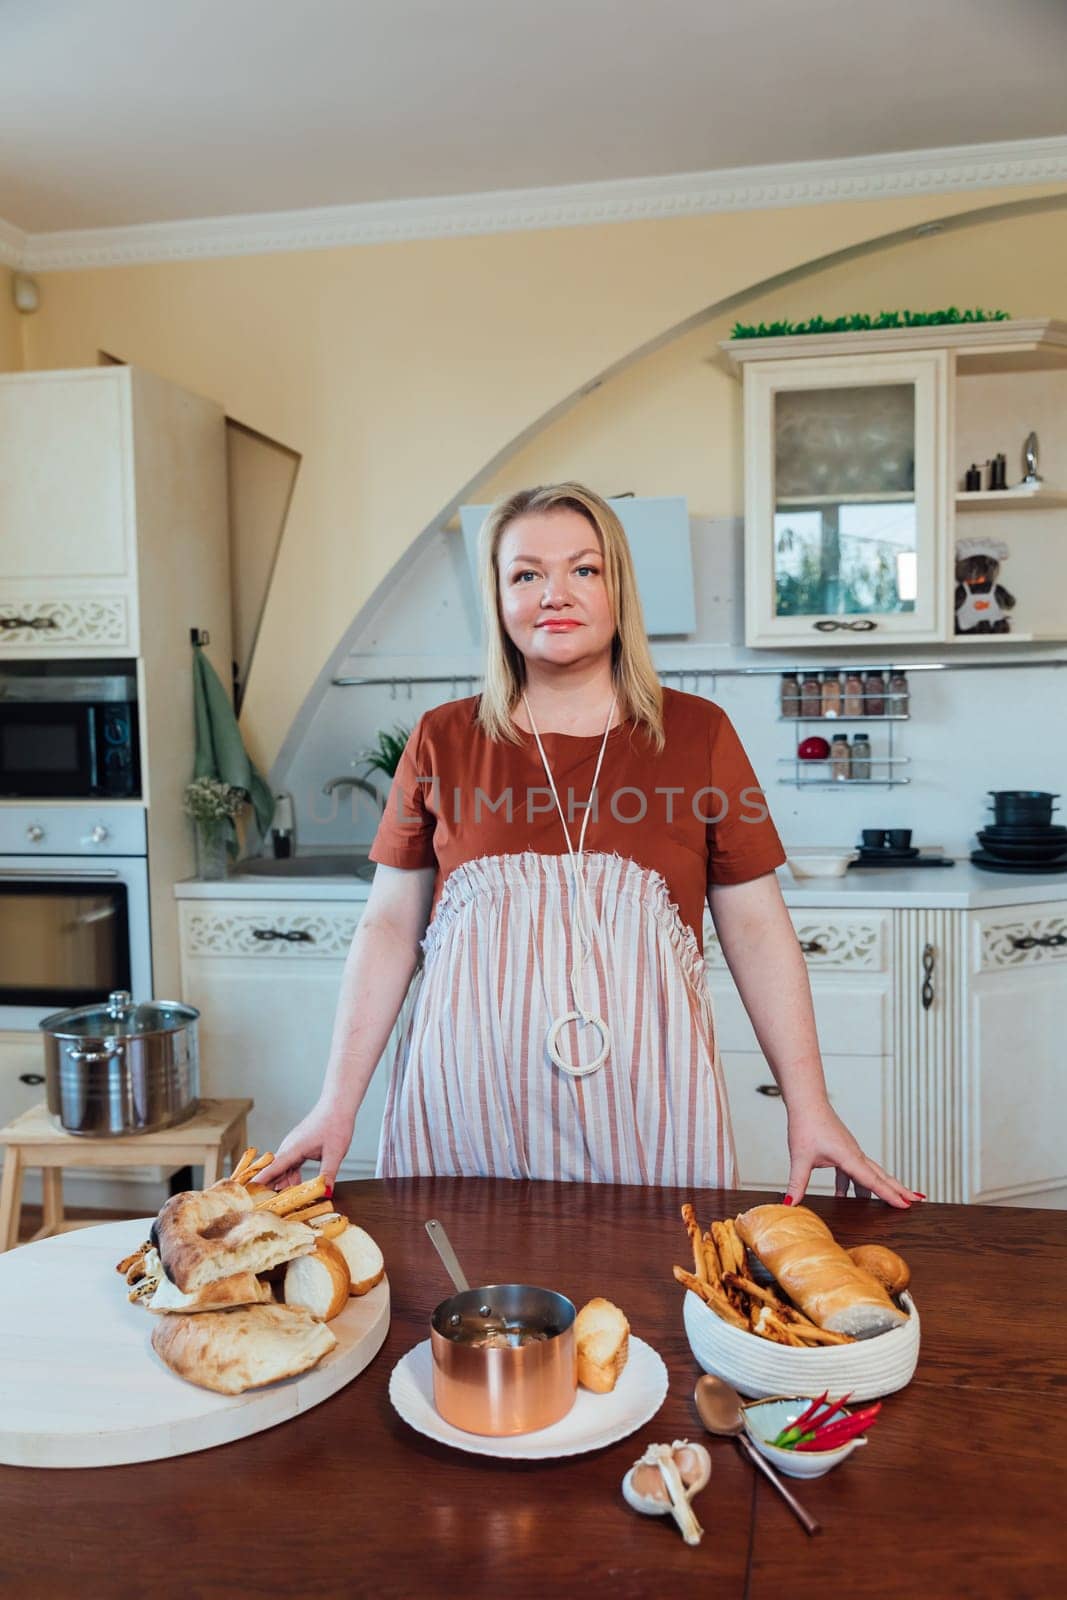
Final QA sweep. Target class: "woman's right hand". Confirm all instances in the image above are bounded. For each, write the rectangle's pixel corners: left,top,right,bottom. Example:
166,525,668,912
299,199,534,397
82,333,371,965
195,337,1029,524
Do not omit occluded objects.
255,1101,356,1191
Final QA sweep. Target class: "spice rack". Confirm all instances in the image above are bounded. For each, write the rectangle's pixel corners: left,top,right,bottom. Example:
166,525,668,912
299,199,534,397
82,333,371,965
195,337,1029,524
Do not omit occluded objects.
777,667,911,789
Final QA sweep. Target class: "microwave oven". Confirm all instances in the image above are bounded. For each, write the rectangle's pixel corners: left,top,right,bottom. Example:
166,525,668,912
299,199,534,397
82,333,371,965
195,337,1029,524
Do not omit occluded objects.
0,666,140,799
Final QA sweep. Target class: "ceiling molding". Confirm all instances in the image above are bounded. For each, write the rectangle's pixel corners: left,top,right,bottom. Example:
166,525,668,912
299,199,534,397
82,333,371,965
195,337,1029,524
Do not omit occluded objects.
0,216,27,270
5,135,1067,273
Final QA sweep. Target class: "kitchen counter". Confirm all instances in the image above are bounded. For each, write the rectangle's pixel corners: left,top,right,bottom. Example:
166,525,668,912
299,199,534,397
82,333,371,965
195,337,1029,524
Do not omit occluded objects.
2,1181,1061,1599
174,858,1067,909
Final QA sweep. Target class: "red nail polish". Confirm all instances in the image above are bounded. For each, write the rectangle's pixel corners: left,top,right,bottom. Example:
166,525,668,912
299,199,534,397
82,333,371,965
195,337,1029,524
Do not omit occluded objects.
914,1192,926,1200
324,1183,334,1198
783,1195,794,1206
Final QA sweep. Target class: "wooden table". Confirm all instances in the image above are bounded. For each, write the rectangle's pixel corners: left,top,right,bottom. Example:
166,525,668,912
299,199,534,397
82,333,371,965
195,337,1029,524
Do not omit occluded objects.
0,1099,252,1252
0,1180,1062,1600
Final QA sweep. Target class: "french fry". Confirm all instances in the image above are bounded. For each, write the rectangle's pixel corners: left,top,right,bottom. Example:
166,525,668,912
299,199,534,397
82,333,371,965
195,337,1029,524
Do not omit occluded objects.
240,1151,274,1183
724,1271,784,1311
722,1217,747,1276
702,1229,722,1283
672,1265,748,1330
116,1250,144,1276
710,1221,739,1279
681,1203,707,1283
787,1322,856,1346
231,1146,256,1182
287,1200,336,1223
256,1175,327,1216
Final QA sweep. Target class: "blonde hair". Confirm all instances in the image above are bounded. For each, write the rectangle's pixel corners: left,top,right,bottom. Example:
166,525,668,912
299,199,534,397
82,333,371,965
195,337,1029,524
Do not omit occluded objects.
476,482,664,751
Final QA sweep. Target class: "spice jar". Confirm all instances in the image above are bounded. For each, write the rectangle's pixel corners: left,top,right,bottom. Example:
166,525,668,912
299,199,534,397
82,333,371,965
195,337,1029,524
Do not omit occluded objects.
850,732,872,780
888,670,910,715
800,670,822,718
830,733,851,781
820,672,842,719
780,673,801,718
864,670,886,717
842,670,864,717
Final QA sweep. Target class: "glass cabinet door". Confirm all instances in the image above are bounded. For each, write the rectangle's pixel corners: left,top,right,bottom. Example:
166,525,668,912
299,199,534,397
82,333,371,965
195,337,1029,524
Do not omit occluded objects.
744,353,946,645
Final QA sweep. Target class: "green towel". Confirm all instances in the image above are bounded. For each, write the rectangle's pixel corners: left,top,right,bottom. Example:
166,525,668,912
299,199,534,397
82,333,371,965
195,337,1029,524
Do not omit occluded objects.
192,646,275,850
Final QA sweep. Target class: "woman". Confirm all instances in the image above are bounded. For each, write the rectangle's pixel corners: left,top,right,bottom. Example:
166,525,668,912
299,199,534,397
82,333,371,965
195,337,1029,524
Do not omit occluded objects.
260,484,921,1208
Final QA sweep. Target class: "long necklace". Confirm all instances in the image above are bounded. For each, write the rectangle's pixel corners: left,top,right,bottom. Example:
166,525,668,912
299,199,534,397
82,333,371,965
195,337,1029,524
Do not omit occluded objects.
522,690,616,1078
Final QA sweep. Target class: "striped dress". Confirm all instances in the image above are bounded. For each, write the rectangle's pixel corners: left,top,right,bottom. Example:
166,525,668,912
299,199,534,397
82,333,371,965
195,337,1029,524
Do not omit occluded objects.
376,850,735,1186
368,691,785,1187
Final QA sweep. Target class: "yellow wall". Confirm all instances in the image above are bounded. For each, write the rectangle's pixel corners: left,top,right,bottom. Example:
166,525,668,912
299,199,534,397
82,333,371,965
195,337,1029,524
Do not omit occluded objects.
0,268,23,370
19,182,1067,770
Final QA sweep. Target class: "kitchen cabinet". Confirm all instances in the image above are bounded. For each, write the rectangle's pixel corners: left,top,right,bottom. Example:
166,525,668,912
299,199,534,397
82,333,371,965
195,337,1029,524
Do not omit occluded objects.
705,909,892,1194
965,903,1067,1206
725,319,1067,648
178,897,408,1179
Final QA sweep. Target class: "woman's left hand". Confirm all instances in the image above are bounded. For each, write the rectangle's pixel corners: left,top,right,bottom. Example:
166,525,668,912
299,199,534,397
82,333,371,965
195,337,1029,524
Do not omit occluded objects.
786,1100,924,1209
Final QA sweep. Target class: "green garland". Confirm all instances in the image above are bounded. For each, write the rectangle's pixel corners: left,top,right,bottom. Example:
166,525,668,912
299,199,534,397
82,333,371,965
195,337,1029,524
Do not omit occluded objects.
730,308,1010,339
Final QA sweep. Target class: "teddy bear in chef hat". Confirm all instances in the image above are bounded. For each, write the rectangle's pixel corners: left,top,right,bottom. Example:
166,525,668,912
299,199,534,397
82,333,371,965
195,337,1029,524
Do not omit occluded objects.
955,536,1015,634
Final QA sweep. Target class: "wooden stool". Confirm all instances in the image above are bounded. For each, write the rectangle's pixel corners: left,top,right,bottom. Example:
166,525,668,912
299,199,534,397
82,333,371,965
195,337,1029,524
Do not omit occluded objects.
0,1098,253,1252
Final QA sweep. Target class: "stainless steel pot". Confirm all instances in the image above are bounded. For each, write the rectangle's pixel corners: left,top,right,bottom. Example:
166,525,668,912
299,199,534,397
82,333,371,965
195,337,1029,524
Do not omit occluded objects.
38,989,200,1136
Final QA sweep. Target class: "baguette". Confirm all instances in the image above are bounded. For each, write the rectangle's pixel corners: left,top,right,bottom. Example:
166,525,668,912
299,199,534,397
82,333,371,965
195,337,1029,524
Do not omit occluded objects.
736,1204,907,1338
283,1240,350,1321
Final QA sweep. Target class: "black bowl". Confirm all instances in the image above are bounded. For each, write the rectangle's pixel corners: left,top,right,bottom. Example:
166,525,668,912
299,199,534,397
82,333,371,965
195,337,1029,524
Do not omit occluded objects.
980,823,1067,841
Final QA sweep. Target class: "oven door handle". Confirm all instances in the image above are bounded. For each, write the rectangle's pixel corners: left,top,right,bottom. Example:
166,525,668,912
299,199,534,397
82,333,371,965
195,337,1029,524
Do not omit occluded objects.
65,1042,125,1064
0,867,122,879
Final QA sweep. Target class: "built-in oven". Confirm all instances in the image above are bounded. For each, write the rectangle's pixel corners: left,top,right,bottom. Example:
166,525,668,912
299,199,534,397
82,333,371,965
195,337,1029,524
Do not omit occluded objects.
0,805,151,1029
0,660,140,799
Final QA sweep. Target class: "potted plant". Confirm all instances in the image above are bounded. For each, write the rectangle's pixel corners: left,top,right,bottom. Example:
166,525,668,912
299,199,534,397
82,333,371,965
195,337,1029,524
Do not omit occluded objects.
183,777,247,880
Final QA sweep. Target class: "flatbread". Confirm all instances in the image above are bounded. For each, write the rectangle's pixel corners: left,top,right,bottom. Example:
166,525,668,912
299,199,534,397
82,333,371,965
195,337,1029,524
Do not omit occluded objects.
153,1181,316,1292
150,1303,337,1394
146,1270,274,1315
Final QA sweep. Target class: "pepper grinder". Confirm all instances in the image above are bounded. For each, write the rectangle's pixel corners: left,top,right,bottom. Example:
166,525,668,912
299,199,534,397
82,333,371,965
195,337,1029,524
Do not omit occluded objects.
990,453,1007,491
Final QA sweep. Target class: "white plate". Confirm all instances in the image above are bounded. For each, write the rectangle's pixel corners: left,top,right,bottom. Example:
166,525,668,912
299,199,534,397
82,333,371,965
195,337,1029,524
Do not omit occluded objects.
389,1336,668,1459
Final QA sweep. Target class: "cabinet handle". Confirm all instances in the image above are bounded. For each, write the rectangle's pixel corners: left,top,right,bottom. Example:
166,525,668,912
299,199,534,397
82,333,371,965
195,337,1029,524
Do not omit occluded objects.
812,618,878,632
0,615,59,631
251,927,314,944
756,1083,783,1098
19,1072,45,1085
799,938,827,955
1010,932,1067,950
921,943,936,1010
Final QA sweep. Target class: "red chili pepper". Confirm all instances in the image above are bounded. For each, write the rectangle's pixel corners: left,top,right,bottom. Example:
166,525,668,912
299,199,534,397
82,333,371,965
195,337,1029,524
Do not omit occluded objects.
793,1390,831,1430
795,1403,882,1453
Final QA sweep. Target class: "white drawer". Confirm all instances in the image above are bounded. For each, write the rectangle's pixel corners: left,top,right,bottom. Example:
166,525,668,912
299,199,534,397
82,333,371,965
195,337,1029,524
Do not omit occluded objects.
721,1049,888,1194
704,911,888,973
180,901,361,959
0,594,133,652
0,802,146,855
974,905,1067,974
709,981,889,1057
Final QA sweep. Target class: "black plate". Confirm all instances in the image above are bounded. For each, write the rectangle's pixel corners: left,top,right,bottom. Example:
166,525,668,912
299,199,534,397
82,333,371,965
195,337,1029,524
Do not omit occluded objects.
980,824,1067,841
970,851,1067,874
976,835,1067,861
855,846,920,863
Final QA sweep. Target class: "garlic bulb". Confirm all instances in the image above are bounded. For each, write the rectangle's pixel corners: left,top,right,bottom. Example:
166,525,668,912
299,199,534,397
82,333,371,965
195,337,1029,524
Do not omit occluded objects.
622,1441,712,1545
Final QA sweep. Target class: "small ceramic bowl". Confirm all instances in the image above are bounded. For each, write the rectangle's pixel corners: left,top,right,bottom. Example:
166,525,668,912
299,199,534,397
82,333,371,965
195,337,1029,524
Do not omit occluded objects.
785,848,856,879
741,1396,868,1479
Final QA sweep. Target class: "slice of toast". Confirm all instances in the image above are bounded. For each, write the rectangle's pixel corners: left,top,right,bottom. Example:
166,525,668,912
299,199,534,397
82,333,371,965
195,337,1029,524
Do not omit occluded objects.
575,1297,630,1393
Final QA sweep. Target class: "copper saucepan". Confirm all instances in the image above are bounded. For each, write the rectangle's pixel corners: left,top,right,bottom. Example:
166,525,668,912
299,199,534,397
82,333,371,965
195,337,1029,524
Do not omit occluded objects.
426,1219,577,1436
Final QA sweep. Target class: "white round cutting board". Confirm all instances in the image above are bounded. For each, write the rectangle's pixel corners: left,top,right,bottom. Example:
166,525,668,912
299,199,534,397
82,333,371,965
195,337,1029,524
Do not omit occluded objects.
0,1218,390,1469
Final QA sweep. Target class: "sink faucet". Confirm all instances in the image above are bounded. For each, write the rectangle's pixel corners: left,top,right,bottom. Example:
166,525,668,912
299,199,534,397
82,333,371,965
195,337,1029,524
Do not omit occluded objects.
322,775,386,812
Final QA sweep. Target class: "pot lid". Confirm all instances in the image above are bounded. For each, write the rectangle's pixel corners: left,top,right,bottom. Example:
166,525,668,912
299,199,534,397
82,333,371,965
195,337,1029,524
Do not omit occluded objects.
38,990,200,1039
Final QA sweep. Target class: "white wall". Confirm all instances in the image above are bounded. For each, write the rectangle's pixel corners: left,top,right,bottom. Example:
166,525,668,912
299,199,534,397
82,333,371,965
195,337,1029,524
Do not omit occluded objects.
277,508,1066,861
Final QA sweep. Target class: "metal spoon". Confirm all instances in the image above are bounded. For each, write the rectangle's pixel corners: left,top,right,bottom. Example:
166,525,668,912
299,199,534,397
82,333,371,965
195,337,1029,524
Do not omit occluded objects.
424,1218,509,1340
694,1374,820,1537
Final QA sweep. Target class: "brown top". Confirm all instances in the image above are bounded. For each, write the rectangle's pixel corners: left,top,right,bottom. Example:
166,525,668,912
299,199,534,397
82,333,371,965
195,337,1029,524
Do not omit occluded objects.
369,688,785,950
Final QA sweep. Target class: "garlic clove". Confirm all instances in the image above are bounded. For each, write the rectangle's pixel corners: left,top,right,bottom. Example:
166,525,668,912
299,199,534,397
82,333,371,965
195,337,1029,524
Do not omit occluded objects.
671,1441,712,1495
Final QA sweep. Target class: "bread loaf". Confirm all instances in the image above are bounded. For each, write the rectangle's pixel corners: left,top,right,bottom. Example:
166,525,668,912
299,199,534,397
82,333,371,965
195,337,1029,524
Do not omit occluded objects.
575,1297,630,1392
736,1204,908,1338
153,1181,317,1292
150,1303,336,1394
847,1243,911,1295
283,1240,351,1321
329,1224,386,1296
